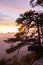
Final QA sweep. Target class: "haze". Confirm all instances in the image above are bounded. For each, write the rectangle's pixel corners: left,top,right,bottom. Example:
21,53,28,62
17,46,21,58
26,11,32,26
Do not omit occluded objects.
0,24,20,34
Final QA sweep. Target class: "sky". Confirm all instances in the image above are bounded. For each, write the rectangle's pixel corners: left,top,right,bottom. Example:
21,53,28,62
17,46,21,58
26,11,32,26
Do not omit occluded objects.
0,24,20,33
0,0,43,24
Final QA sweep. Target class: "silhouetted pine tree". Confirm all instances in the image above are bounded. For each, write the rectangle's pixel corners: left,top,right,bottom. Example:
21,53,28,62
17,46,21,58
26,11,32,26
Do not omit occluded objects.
4,10,43,54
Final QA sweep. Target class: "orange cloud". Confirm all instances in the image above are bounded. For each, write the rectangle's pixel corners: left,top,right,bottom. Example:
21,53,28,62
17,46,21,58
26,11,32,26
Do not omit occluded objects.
0,23,20,34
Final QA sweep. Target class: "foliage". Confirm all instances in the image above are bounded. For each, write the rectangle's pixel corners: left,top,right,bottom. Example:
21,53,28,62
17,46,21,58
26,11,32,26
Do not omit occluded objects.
30,0,43,7
4,10,43,54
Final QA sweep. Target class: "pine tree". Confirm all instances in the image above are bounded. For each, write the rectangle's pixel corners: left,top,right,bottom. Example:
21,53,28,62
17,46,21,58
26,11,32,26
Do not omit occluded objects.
4,10,43,53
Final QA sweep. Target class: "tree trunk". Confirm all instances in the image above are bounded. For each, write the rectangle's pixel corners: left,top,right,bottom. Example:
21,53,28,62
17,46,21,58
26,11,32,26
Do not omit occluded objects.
37,24,41,47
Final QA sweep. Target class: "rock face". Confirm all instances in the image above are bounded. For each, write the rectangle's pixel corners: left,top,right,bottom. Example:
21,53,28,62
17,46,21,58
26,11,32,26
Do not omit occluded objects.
32,58,43,65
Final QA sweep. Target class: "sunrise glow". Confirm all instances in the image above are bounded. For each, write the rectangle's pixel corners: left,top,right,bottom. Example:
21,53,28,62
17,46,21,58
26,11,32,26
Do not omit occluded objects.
0,24,20,34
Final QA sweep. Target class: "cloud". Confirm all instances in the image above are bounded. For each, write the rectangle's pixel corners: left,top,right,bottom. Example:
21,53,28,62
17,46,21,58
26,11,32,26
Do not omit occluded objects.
0,0,43,24
0,0,43,13
0,13,15,23
0,0,31,12
0,0,31,23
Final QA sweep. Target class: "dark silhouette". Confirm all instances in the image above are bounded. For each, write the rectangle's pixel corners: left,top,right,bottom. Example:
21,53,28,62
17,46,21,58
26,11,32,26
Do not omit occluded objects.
30,0,43,7
4,10,43,53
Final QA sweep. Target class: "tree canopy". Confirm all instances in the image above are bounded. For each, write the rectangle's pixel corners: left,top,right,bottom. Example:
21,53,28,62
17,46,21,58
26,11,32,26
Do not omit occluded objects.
4,10,43,53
